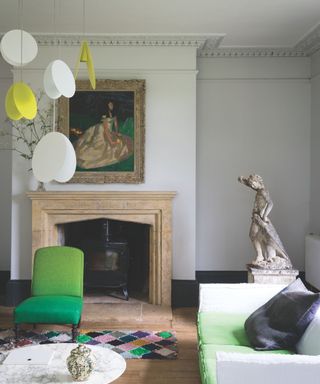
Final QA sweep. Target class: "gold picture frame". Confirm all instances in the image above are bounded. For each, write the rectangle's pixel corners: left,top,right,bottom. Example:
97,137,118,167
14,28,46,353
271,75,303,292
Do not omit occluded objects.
58,79,145,183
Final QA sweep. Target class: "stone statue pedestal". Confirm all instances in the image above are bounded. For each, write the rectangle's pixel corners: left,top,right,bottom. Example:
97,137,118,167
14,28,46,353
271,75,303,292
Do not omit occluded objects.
247,265,299,284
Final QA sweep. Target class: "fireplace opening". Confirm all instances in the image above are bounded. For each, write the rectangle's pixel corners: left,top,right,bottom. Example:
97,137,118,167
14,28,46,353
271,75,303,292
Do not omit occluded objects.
61,218,150,302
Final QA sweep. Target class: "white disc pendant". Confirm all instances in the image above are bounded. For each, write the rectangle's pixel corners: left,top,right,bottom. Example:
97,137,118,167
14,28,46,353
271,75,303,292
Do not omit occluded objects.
43,60,75,99
43,61,62,99
0,29,38,66
32,132,76,183
55,138,77,182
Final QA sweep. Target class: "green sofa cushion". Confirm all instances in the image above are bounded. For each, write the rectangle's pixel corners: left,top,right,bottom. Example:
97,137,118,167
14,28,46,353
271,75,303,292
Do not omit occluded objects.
198,312,251,346
32,246,84,298
199,344,293,384
14,296,83,325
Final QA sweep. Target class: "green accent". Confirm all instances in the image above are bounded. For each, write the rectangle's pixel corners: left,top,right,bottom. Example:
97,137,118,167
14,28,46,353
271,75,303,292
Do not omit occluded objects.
130,347,150,357
157,331,173,339
44,331,59,338
167,345,177,351
32,246,84,297
198,312,250,347
197,312,294,384
14,246,84,327
14,296,82,324
77,334,92,343
199,344,293,384
121,117,134,138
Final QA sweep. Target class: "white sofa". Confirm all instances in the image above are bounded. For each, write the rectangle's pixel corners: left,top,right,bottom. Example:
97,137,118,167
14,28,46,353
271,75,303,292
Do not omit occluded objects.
198,283,320,384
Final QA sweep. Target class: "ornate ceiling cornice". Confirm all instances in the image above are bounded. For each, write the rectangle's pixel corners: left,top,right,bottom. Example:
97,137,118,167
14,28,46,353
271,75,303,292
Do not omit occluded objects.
199,23,320,58
34,29,320,57
294,24,320,56
198,47,306,58
1,29,319,58
31,33,225,50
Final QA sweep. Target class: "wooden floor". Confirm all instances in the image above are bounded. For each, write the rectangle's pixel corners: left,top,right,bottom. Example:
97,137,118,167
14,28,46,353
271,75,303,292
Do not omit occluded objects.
0,305,201,383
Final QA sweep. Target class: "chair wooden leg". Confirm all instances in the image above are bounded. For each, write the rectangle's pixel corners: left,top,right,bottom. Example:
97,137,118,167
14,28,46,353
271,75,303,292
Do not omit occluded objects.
33,324,36,330
72,324,78,342
14,323,19,342
122,285,129,301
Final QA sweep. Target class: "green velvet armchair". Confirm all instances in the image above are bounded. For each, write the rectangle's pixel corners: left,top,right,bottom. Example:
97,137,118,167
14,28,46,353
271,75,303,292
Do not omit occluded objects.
14,246,84,341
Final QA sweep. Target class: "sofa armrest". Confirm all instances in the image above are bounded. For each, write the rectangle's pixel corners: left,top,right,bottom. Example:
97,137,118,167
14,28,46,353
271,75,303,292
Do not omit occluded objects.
199,283,286,314
216,352,320,384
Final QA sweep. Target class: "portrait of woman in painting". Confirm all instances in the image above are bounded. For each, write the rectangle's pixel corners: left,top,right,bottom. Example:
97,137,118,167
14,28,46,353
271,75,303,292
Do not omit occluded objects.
59,79,145,184
71,98,134,170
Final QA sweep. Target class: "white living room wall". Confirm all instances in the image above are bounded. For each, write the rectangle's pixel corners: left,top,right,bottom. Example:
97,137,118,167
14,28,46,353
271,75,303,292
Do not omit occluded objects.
310,50,320,233
5,47,315,279
10,44,197,280
0,58,12,271
196,56,311,271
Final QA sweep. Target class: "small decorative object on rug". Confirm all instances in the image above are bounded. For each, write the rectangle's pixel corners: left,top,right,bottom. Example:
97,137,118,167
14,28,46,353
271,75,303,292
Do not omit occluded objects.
0,329,178,360
67,344,95,381
238,174,293,270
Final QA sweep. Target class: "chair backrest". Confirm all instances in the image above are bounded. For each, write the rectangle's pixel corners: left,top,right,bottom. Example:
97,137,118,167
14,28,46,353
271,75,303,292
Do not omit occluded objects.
31,246,84,297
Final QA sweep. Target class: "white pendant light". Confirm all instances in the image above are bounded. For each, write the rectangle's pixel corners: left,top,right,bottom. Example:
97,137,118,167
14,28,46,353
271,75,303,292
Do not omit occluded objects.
0,29,38,66
32,132,76,183
44,59,75,99
2,1,39,121
43,0,75,100
43,61,61,99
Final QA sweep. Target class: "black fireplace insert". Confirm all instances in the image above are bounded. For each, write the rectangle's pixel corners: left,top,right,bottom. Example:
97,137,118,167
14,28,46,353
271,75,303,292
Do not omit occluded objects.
63,218,149,301
82,220,129,300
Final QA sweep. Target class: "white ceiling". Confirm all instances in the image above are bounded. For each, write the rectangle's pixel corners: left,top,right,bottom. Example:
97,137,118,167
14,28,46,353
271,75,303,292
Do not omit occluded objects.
0,0,319,48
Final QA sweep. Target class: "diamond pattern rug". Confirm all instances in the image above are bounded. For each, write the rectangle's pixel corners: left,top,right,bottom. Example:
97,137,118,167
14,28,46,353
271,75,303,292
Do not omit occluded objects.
0,329,177,360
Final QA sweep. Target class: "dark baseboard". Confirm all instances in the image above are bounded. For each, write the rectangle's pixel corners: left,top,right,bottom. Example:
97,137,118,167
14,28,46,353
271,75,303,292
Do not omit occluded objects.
172,270,306,307
172,271,248,307
6,278,200,308
4,271,308,308
0,271,10,294
196,270,248,284
171,280,199,308
5,279,31,307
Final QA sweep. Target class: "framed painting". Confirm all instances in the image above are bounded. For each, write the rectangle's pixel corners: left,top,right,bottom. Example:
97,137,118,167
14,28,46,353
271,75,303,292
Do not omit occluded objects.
58,79,145,183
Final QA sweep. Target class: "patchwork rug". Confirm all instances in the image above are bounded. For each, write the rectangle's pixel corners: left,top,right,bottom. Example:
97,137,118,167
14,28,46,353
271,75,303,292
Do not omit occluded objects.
0,329,177,360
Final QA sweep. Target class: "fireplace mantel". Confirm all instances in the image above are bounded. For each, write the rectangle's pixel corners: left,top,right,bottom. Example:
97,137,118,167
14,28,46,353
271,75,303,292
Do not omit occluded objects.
27,191,176,306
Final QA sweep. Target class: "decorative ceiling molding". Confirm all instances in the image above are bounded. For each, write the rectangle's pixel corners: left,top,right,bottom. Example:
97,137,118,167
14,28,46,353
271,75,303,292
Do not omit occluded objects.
31,33,225,50
2,30,319,57
294,23,320,56
198,47,306,58
199,24,320,58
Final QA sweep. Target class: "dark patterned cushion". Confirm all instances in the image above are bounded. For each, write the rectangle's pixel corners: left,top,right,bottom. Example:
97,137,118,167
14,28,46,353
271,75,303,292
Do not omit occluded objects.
245,278,320,350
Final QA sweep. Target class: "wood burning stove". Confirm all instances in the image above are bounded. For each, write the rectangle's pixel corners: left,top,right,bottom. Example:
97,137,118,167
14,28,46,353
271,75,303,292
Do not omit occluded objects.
63,217,149,301
83,219,129,300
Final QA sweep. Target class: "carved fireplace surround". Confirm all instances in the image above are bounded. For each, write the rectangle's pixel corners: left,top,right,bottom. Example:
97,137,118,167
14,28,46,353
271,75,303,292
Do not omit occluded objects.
27,191,175,306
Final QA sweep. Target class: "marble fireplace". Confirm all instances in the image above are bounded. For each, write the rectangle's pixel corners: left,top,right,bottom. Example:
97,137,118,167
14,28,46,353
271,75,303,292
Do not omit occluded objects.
27,191,175,306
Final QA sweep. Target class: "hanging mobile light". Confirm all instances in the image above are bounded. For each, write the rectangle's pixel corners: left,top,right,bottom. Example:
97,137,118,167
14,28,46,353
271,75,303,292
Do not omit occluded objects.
0,29,37,66
33,0,77,185
1,0,38,120
32,131,76,183
74,0,96,89
43,0,75,99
